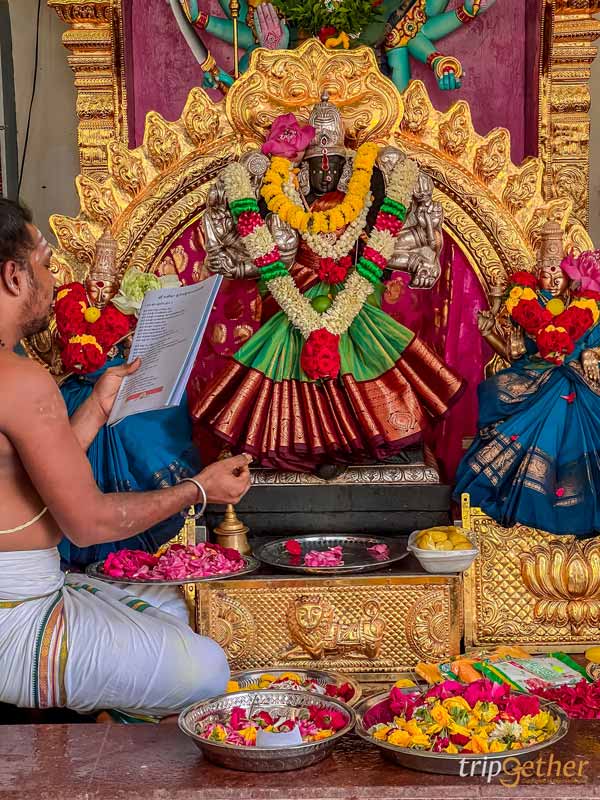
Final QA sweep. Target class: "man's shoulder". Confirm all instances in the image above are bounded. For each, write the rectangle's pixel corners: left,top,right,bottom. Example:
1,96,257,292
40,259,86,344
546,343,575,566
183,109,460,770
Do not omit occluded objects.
0,352,56,409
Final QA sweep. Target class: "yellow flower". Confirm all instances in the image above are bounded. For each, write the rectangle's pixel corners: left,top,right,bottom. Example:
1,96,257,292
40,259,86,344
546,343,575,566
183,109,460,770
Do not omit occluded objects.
56,288,71,302
489,740,507,753
226,680,240,692
448,721,471,738
312,729,334,741
402,719,422,737
387,729,411,747
430,704,451,728
394,679,417,689
238,726,257,744
372,726,392,741
210,724,228,742
445,743,459,754
573,297,600,323
409,733,431,749
467,735,490,753
472,701,499,723
278,672,302,682
443,696,471,713
520,288,537,301
546,297,566,316
68,334,103,352
532,710,554,731
259,674,277,683
509,286,524,300
84,306,101,324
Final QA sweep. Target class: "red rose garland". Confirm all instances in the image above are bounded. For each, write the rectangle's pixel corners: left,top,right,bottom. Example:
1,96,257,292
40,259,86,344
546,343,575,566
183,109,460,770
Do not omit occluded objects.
55,282,134,374
505,271,600,365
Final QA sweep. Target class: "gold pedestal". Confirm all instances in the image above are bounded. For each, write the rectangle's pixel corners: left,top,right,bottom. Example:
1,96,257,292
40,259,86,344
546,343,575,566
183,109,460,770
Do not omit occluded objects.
213,504,251,556
196,571,463,681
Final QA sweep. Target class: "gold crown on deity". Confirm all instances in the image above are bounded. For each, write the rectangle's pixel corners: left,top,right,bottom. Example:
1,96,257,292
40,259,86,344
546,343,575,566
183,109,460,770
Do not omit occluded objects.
88,229,119,283
304,91,346,161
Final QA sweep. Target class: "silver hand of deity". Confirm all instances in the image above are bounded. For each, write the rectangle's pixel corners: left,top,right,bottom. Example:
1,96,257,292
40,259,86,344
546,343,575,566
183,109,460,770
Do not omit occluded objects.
581,349,600,383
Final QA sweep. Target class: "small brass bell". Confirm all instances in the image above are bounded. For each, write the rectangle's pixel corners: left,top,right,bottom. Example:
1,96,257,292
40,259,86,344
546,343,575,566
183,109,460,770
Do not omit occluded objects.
214,504,251,556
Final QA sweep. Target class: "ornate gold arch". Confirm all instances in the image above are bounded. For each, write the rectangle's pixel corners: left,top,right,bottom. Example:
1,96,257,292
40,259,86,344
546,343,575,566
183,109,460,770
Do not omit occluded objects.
28,41,592,373
48,1,600,229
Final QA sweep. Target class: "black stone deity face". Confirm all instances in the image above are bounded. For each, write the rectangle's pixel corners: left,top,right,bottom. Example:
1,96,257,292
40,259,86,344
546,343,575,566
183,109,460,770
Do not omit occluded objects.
307,155,345,197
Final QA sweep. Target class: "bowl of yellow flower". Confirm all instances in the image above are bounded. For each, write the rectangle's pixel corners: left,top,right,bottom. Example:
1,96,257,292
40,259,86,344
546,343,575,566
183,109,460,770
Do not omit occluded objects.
355,679,568,775
179,689,355,772
227,669,361,706
408,527,478,574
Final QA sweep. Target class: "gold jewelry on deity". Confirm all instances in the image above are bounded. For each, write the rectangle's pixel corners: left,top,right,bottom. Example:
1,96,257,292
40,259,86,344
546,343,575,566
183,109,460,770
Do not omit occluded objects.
199,52,217,72
180,477,208,518
433,56,464,81
456,4,478,24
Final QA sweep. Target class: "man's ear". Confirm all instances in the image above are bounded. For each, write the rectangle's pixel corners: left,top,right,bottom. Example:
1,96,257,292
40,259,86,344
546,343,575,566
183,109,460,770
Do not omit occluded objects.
0,260,26,296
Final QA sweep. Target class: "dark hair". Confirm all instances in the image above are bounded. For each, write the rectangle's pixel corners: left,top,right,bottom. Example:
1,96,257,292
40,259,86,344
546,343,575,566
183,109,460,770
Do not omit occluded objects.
0,198,34,272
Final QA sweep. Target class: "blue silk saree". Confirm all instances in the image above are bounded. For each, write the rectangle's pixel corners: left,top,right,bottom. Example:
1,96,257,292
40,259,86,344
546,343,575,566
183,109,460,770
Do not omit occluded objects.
454,326,600,537
59,356,200,567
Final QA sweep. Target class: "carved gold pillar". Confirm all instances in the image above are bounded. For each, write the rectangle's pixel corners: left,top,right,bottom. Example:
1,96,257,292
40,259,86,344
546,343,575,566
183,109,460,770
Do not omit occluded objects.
48,0,127,177
545,1,600,227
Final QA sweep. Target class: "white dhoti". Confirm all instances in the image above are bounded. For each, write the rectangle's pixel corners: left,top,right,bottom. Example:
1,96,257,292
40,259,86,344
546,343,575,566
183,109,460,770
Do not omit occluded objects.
0,548,229,718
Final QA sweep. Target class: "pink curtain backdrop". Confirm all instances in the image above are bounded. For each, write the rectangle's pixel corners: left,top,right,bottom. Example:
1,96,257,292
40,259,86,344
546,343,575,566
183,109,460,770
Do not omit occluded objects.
123,0,542,163
156,220,490,478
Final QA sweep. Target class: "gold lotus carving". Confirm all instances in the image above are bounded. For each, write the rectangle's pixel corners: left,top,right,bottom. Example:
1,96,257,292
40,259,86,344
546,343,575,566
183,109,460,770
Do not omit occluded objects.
521,539,600,633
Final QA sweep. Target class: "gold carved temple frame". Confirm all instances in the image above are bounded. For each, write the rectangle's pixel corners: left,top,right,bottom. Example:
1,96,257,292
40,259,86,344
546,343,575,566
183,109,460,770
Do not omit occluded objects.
48,0,600,229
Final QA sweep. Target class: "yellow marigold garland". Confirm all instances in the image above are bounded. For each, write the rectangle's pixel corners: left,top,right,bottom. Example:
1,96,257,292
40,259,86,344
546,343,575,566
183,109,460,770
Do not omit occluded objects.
261,142,379,234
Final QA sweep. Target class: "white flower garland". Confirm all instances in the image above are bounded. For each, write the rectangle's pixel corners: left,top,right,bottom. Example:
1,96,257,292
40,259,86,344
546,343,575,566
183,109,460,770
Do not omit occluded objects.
222,156,418,339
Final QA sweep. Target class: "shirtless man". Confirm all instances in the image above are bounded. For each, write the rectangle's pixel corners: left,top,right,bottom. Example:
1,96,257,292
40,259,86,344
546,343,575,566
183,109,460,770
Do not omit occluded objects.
0,199,251,719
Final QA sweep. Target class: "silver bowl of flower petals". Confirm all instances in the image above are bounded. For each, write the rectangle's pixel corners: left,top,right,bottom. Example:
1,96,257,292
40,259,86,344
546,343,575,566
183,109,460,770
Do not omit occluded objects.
229,668,362,707
179,689,355,772
354,691,569,776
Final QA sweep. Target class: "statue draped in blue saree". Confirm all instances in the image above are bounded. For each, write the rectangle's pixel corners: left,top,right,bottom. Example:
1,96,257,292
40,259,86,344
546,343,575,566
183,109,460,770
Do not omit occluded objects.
56,234,200,568
455,225,600,538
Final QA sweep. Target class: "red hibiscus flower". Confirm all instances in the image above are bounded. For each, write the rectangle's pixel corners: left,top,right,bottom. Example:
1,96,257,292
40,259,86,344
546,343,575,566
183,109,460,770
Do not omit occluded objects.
261,113,315,162
230,706,248,731
318,26,337,43
554,306,594,341
92,304,133,350
285,539,302,556
511,298,551,335
389,687,418,719
325,682,354,702
508,270,538,289
450,732,471,746
255,711,274,728
536,325,574,364
61,338,107,374
310,707,347,731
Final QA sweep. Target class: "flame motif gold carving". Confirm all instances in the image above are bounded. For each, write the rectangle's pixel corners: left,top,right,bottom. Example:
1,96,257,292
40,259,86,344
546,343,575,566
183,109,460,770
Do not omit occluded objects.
501,160,542,216
183,88,221,148
400,81,431,138
521,539,600,633
284,596,385,660
144,112,182,172
50,216,97,267
474,129,510,186
107,141,147,198
438,103,471,159
76,174,119,228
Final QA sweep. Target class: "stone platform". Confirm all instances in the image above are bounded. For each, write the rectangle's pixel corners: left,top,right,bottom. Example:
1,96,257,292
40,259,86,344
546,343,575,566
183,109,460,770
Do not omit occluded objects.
3,722,600,799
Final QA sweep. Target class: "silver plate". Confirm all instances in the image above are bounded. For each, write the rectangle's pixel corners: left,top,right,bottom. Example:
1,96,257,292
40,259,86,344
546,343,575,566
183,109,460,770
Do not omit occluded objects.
354,691,570,775
179,689,355,772
231,669,362,706
257,534,408,575
85,554,260,586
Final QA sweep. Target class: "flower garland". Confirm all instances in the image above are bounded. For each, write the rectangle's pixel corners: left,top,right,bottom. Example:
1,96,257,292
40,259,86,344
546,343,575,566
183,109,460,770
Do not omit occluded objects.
260,142,379,234
55,282,133,374
505,270,600,365
221,153,419,380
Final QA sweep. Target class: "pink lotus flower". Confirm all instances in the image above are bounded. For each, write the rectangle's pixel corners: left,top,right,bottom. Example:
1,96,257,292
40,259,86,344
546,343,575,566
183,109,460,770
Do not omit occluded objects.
261,113,315,162
562,250,600,293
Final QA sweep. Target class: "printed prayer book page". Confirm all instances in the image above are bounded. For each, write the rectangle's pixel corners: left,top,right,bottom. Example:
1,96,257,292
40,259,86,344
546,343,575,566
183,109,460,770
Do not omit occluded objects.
108,275,222,426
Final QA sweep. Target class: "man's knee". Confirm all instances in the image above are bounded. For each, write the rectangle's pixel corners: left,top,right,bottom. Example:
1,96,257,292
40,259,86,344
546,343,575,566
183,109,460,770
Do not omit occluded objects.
178,633,230,704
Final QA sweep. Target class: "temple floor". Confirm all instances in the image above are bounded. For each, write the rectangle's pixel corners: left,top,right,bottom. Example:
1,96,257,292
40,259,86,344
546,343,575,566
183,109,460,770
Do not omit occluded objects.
2,721,600,799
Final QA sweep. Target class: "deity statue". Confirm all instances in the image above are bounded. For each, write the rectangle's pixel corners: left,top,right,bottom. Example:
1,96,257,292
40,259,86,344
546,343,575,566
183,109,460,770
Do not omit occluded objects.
171,0,497,94
192,94,464,474
455,221,600,537
55,233,200,569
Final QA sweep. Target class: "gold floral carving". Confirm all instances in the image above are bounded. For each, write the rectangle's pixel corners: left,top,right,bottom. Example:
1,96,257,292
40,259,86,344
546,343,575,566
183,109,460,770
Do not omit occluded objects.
50,216,97,267
225,39,403,149
405,591,461,662
438,102,471,159
76,175,119,228
400,80,431,138
473,129,510,186
107,142,148,198
144,112,182,172
183,88,221,148
284,596,385,660
501,160,542,216
521,539,600,633
210,593,256,661
462,494,600,649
